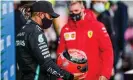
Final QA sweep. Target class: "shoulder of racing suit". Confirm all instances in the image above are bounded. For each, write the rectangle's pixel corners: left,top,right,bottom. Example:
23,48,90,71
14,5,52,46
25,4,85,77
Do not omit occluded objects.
21,19,43,34
84,9,97,21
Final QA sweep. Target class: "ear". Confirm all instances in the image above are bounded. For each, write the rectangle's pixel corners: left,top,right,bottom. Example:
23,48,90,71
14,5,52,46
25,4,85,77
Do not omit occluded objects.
44,13,48,18
82,8,84,12
39,12,45,19
45,13,50,19
81,2,85,12
81,7,85,13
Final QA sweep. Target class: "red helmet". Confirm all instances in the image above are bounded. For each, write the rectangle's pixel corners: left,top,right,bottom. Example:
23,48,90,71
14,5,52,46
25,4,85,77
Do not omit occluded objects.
57,49,88,76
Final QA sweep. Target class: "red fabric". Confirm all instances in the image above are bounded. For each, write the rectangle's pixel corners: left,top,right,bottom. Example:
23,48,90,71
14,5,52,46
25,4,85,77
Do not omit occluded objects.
57,10,114,80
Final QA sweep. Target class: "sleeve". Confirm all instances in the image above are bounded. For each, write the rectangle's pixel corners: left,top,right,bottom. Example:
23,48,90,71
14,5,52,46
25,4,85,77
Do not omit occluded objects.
28,31,74,80
57,26,66,55
96,23,114,79
119,4,128,51
103,16,114,37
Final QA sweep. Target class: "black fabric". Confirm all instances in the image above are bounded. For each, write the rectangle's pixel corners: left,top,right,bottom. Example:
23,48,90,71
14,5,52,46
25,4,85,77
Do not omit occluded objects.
69,12,82,21
113,2,128,70
16,19,74,80
97,11,114,37
63,50,71,60
15,9,26,35
42,17,52,29
15,9,27,80
97,11,119,70
30,1,59,18
124,74,133,80
114,1,128,51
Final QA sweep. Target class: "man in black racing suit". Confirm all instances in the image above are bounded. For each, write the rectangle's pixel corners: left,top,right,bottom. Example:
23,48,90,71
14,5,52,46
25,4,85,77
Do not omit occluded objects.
16,1,84,80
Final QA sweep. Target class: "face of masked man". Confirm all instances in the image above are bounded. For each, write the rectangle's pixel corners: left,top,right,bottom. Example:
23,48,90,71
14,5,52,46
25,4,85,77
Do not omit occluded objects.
37,12,53,29
91,0,107,13
93,2,105,13
68,1,85,21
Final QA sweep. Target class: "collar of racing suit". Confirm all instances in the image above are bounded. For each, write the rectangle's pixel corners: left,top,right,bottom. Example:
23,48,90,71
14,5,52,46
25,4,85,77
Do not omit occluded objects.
27,19,44,32
68,9,97,29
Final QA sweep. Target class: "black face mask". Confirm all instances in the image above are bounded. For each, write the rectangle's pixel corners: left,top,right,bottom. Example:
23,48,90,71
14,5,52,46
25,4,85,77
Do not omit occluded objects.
42,17,52,29
70,12,81,21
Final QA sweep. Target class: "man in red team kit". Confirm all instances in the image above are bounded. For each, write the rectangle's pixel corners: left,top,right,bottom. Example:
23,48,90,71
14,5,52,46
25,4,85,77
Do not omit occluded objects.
57,1,114,80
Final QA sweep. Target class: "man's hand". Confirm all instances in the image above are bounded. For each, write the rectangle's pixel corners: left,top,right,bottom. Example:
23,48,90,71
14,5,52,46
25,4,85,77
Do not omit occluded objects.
73,73,85,80
111,68,115,76
99,76,108,80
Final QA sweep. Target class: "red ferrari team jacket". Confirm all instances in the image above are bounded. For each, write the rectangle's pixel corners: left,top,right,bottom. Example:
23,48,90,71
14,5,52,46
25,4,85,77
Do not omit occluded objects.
57,10,114,80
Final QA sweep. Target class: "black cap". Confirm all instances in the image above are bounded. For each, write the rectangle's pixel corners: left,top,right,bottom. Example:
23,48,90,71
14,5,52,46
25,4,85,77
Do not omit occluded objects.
31,1,59,18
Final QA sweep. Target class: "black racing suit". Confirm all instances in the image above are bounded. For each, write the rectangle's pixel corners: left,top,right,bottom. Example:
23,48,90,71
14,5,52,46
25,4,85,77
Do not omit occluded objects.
16,19,74,80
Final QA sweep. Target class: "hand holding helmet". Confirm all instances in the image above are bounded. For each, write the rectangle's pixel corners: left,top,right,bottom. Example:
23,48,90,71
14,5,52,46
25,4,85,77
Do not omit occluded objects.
57,49,88,80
